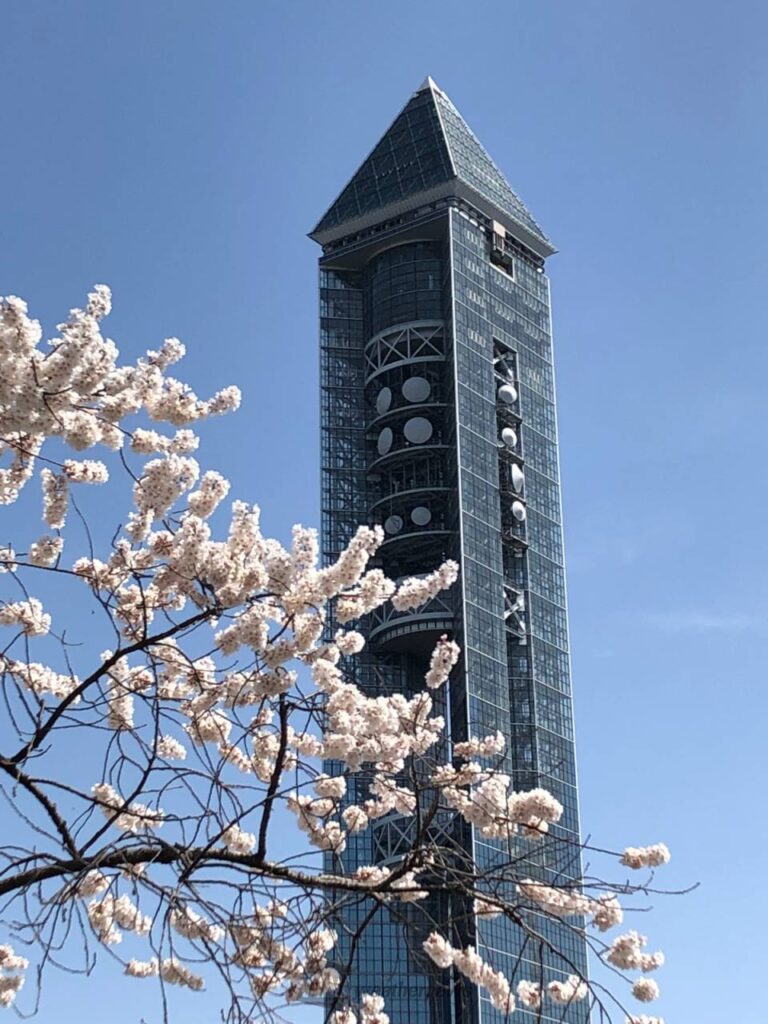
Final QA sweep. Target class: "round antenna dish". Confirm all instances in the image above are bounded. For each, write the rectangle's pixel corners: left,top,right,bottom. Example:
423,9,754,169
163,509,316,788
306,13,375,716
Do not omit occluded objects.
402,376,431,403
384,515,403,535
511,465,525,493
411,506,432,526
403,417,433,444
511,500,527,522
376,387,392,415
498,383,518,405
501,427,517,448
377,427,393,456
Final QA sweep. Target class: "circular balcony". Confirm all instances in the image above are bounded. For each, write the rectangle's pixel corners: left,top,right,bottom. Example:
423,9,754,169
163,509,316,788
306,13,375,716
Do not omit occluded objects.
372,491,451,553
367,443,451,478
368,591,455,654
367,400,447,435
364,320,446,381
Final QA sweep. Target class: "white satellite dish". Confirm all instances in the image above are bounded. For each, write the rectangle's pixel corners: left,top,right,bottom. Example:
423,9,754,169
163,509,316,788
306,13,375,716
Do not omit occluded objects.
402,376,431,403
511,465,524,493
498,383,518,405
384,515,403,535
411,506,432,526
403,417,433,444
376,387,392,415
511,501,527,522
500,426,517,448
377,427,393,455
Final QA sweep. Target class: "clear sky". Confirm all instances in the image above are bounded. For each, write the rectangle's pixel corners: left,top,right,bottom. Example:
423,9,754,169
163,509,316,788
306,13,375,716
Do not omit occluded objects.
2,1,766,1021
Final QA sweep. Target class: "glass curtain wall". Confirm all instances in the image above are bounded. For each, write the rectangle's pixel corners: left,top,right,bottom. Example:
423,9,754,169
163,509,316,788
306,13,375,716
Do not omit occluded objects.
449,208,588,1024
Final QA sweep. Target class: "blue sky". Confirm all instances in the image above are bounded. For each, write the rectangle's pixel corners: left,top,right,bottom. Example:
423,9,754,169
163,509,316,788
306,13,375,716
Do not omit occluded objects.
2,1,766,1020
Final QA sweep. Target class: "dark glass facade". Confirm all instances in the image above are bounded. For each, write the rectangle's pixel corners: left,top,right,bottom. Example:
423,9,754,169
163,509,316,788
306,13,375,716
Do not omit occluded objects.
313,79,588,1024
314,88,453,234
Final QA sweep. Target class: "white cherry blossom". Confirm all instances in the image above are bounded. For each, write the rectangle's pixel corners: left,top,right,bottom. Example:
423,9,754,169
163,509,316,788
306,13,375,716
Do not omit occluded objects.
0,290,676,1022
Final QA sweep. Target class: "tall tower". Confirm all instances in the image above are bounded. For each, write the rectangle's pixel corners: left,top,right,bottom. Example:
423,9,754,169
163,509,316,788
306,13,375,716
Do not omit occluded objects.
311,79,588,1023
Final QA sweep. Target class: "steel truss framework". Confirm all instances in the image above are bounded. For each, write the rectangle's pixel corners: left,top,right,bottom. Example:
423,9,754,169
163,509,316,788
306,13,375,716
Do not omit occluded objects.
365,321,445,377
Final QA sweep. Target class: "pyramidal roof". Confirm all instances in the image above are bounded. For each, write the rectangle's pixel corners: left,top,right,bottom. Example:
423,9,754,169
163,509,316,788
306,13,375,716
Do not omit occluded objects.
310,78,554,256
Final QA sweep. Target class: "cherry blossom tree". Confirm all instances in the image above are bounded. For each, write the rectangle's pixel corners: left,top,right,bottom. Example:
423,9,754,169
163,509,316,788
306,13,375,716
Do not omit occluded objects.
0,287,677,1023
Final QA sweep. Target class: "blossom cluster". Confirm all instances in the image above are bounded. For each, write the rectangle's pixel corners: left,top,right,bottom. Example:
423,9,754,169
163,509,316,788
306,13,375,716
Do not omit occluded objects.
453,730,505,759
0,655,79,700
330,993,390,1024
632,978,661,1003
518,880,623,931
516,979,541,1009
547,974,588,1004
423,934,515,1013
228,904,341,1003
91,782,164,834
287,793,347,854
87,894,152,945
155,734,187,760
424,633,460,688
621,843,671,870
0,597,50,636
0,287,239,497
390,561,459,612
0,946,28,1008
221,823,256,855
126,958,204,991
28,534,63,566
435,766,564,840
126,909,333,1003
607,931,665,973
170,905,224,944
102,652,153,731
423,933,592,1014
322,685,444,774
